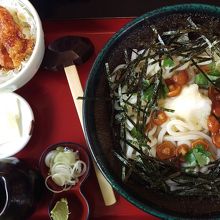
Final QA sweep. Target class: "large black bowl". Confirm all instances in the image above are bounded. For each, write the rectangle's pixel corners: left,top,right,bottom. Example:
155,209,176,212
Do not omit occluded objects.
83,4,220,219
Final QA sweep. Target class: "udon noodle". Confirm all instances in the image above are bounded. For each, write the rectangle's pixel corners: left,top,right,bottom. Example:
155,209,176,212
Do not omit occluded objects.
107,17,220,179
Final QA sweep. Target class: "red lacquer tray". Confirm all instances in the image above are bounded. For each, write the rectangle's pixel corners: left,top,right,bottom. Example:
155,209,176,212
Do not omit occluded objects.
16,18,159,220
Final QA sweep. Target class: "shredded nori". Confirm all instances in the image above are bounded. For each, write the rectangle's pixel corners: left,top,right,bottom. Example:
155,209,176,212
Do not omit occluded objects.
107,17,220,198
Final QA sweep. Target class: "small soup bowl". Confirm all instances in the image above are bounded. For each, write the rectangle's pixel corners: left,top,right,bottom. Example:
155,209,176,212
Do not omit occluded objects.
39,142,90,220
0,157,43,220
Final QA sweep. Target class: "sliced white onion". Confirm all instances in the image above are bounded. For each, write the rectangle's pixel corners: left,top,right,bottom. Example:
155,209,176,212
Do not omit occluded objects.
45,150,57,167
44,147,87,193
45,175,72,193
51,173,67,186
72,160,87,178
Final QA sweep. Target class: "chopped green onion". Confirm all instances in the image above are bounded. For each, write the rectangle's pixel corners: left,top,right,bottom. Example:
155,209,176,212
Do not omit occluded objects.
194,73,219,87
142,85,154,101
163,57,174,68
194,73,209,87
130,127,142,139
211,69,220,76
159,80,169,98
185,151,197,167
208,62,220,76
184,144,211,167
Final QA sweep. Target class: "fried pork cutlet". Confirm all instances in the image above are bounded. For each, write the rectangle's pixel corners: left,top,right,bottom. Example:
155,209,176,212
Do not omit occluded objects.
0,6,34,69
0,43,14,69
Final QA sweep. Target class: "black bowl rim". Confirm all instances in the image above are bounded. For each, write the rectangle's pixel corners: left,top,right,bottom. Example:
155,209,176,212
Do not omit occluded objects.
83,3,220,219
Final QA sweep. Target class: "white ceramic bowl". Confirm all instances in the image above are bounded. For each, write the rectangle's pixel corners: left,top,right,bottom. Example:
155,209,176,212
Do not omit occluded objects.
0,92,34,158
0,0,44,92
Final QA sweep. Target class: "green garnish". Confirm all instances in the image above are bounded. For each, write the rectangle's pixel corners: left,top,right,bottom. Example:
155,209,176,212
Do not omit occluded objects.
130,127,142,139
184,144,212,168
194,73,210,87
211,69,220,76
194,73,219,87
142,84,154,101
159,80,169,98
184,151,197,167
163,57,174,68
142,79,168,100
102,16,220,198
207,62,220,76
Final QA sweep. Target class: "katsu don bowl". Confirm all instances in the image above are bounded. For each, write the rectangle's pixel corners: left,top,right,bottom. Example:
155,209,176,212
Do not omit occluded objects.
84,4,220,219
0,0,44,92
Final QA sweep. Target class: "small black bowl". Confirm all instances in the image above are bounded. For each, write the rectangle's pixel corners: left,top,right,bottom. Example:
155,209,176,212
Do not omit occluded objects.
0,157,43,220
83,4,220,219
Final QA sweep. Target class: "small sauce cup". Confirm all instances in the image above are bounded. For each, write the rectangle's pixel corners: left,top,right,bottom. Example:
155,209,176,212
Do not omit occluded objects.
39,142,90,220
